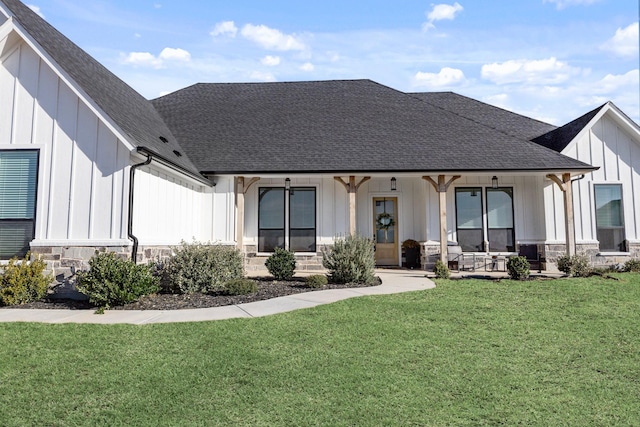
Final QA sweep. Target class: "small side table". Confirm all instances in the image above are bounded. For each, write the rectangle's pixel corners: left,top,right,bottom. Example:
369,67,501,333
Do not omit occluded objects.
485,256,506,272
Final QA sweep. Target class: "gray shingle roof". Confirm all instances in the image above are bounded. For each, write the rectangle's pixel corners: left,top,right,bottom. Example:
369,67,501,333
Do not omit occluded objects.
153,80,594,175
410,92,558,141
0,0,203,178
532,104,605,152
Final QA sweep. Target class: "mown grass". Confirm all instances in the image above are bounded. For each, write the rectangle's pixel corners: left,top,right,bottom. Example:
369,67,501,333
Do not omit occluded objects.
1,274,639,426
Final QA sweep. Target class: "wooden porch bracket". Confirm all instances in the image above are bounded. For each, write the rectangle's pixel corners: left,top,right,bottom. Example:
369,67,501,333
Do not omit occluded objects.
423,175,461,263
243,177,260,194
547,173,576,256
334,176,371,235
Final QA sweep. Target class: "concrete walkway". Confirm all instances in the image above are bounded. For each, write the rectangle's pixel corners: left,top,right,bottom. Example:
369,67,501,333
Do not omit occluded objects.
0,269,435,325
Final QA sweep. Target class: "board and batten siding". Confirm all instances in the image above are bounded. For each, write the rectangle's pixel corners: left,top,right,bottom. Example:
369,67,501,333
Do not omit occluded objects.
131,165,214,245
545,112,640,246
1,40,131,245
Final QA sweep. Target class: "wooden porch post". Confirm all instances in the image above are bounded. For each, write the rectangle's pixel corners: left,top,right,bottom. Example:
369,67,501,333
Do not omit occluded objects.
236,177,244,250
236,177,261,251
547,173,576,256
423,175,461,263
334,176,371,235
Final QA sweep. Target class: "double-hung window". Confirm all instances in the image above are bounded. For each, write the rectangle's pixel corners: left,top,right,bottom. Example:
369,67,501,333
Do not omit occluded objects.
0,150,39,259
258,187,316,253
594,184,626,252
455,186,515,252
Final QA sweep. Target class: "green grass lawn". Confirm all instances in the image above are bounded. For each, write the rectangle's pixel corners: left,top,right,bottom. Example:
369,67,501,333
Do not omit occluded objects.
1,274,639,426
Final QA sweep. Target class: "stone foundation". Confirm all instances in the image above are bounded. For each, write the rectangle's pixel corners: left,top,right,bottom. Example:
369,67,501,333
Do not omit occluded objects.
243,244,329,272
30,245,131,299
544,242,640,269
420,243,441,271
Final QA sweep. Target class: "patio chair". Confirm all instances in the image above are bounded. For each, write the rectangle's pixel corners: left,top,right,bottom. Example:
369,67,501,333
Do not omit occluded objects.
447,245,477,272
518,244,542,273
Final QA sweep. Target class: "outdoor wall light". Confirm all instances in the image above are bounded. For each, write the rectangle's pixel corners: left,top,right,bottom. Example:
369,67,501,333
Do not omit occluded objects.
285,178,291,190
492,176,498,189
391,177,397,191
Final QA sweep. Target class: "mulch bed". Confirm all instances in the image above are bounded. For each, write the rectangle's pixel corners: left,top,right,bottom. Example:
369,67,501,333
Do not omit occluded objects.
1,277,381,311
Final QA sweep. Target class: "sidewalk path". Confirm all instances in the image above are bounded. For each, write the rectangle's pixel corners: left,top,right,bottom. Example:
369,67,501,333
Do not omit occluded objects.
0,269,435,325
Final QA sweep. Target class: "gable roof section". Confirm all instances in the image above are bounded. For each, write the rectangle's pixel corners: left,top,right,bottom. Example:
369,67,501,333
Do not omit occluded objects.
531,104,605,152
153,79,593,175
0,0,204,180
410,91,558,141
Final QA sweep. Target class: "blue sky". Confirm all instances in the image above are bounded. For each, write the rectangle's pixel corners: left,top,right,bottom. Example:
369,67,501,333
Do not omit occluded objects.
28,0,639,125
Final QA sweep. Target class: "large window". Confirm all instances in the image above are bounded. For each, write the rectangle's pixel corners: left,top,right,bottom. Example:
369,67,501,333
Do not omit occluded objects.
455,186,515,252
486,188,515,252
258,187,316,253
455,188,484,251
594,184,626,252
0,150,38,259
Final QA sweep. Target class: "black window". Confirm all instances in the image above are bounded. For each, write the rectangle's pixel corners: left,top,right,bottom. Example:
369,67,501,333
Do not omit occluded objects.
0,150,38,259
258,187,316,253
594,184,626,251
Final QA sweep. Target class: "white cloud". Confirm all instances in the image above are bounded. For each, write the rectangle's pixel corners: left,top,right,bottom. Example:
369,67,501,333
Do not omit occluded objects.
261,55,281,66
300,62,315,72
592,69,639,95
159,47,191,62
413,67,466,89
210,21,238,37
123,48,191,69
602,22,639,58
543,0,602,10
249,70,276,82
154,3,162,8
241,24,305,51
481,57,582,85
27,4,44,18
423,2,463,31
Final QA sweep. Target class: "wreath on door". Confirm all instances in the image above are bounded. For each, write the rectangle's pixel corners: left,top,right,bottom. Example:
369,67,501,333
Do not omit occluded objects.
376,212,395,231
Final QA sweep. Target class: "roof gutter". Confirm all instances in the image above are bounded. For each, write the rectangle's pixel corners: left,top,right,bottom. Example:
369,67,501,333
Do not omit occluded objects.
136,147,213,187
127,153,152,263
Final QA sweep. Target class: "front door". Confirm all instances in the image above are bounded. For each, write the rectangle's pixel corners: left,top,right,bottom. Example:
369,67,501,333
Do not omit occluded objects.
373,197,398,266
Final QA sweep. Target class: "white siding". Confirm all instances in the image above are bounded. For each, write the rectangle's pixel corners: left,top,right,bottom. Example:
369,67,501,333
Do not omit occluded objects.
1,41,130,244
132,165,213,245
547,112,640,245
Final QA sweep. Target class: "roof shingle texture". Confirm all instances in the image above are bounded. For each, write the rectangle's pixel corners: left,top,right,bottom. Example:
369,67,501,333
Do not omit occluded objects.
410,92,558,141
0,0,202,177
153,80,593,174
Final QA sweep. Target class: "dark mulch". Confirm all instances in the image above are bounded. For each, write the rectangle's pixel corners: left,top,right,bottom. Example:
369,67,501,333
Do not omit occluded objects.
1,277,381,311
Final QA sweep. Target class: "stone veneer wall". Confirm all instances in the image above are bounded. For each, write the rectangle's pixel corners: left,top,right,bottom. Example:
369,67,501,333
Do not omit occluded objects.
544,242,640,268
243,244,328,272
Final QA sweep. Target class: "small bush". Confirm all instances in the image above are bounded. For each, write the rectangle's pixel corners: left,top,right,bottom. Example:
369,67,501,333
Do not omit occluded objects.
322,235,376,285
306,274,328,288
0,253,52,306
163,241,245,294
265,248,296,280
223,278,258,295
556,253,591,277
433,260,450,279
76,252,160,308
507,256,530,280
624,258,640,273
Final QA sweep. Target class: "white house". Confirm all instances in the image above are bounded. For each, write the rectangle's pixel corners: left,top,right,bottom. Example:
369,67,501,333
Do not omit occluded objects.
1,0,638,292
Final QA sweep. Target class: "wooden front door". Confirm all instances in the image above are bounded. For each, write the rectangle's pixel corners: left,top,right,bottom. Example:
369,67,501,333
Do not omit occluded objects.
373,197,398,266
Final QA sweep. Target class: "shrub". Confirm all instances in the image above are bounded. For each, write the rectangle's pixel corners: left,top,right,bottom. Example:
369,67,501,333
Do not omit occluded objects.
163,241,244,294
0,253,52,306
223,278,258,295
507,256,530,280
433,259,450,279
556,253,591,277
322,235,376,285
76,252,160,308
306,274,328,288
265,248,296,280
624,258,640,273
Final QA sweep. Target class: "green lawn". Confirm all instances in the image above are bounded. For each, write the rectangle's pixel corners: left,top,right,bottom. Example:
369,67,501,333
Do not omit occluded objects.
1,274,639,426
